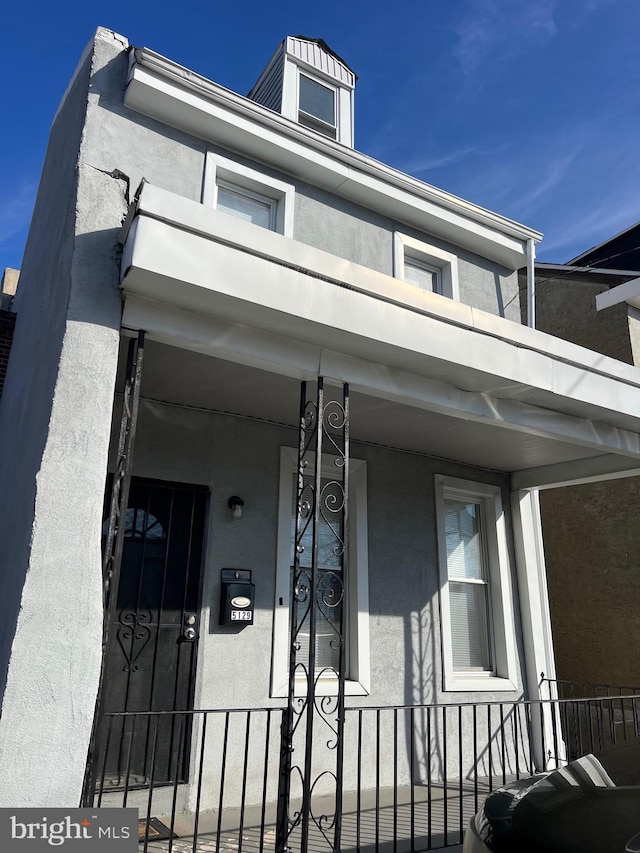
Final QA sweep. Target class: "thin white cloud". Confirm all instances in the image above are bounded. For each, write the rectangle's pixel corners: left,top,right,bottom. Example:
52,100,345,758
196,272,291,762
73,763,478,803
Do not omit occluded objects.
512,149,578,219
0,180,37,245
583,0,616,11
401,147,477,176
453,0,558,78
540,194,640,259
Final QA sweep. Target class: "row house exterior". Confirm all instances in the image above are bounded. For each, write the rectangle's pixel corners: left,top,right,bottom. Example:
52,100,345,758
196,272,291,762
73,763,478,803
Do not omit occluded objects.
2,27,640,849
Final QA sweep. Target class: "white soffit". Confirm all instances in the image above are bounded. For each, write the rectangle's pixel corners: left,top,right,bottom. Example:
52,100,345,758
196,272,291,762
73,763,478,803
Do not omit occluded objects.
596,277,640,312
124,51,539,269
115,336,616,475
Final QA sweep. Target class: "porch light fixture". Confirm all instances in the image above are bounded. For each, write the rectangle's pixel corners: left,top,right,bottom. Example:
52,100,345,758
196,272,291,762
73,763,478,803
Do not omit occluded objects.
228,496,245,519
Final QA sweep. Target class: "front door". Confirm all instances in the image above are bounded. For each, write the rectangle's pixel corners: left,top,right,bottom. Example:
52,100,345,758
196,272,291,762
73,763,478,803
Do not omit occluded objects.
97,478,208,789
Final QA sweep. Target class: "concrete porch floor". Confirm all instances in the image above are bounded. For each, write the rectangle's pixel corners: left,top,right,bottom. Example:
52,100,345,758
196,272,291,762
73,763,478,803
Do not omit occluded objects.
138,778,502,853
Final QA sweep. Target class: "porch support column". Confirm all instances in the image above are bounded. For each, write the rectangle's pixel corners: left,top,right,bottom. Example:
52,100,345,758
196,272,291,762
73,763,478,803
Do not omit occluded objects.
277,378,349,853
511,488,562,768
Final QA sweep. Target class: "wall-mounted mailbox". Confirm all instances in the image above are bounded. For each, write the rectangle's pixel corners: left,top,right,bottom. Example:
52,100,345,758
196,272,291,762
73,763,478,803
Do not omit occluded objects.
219,569,255,626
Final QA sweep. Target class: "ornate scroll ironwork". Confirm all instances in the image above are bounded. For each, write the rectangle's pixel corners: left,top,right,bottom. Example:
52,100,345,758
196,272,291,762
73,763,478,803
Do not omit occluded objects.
277,378,350,853
81,331,145,806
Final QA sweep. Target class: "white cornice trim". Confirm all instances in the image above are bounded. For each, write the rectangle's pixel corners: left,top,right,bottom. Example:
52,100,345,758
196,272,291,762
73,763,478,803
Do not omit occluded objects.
126,47,541,268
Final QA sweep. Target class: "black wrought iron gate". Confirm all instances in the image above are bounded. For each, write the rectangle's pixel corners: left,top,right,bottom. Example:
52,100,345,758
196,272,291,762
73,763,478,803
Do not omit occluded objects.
276,378,350,853
83,333,209,802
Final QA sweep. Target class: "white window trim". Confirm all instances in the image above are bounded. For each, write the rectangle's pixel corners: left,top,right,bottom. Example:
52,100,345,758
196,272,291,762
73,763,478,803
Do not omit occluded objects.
271,446,370,698
297,71,338,139
202,152,295,236
435,475,518,692
394,233,460,301
281,58,354,146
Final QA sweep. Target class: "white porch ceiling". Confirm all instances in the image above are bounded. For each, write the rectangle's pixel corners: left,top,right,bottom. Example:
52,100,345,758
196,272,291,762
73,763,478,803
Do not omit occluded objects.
125,340,608,477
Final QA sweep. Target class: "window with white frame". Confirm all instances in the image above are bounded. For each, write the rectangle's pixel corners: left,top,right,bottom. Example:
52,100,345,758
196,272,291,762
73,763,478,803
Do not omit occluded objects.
298,72,338,139
202,152,295,236
404,257,443,294
216,182,276,230
435,475,518,692
394,233,459,300
271,447,370,697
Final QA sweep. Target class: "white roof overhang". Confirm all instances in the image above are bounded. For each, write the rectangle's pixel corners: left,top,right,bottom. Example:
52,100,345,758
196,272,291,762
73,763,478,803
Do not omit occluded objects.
596,277,640,312
124,48,540,270
120,184,640,491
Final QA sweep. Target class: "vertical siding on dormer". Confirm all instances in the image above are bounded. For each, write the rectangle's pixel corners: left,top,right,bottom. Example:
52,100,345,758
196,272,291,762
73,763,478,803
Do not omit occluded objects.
247,42,285,112
287,37,355,87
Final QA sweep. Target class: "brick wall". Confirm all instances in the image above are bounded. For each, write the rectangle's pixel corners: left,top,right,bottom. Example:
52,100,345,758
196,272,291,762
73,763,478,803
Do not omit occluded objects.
0,310,16,398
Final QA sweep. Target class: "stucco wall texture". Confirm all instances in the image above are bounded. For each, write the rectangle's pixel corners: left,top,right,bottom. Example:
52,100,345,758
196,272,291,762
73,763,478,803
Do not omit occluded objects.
533,276,633,363
542,478,640,687
0,30,128,807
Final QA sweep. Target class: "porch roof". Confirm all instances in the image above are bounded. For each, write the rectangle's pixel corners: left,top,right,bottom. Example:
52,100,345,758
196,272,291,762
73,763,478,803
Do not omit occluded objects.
120,183,640,491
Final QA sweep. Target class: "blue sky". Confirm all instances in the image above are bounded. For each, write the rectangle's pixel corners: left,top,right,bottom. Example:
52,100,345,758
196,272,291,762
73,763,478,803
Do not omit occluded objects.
1,0,638,271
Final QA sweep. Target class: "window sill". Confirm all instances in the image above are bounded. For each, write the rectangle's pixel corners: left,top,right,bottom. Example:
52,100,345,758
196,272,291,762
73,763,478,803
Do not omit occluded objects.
443,674,520,693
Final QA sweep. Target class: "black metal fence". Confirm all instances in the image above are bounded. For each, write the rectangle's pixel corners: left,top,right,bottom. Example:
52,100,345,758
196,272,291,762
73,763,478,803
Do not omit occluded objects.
541,674,640,701
90,693,640,852
540,676,640,765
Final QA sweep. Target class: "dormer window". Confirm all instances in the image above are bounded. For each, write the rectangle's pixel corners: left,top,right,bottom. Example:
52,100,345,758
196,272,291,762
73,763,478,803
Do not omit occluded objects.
248,37,356,147
298,73,337,139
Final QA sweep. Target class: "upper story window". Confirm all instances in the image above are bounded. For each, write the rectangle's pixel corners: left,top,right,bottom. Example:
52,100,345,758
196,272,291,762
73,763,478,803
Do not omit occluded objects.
404,257,443,295
216,182,276,230
202,152,295,236
394,233,460,301
298,73,337,139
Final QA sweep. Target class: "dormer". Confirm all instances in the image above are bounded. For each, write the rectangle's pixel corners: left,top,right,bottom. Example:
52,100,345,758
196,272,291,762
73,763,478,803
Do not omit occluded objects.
248,36,357,147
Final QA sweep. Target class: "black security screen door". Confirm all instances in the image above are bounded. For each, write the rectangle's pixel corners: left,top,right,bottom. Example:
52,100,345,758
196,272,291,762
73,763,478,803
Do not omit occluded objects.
97,478,207,789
